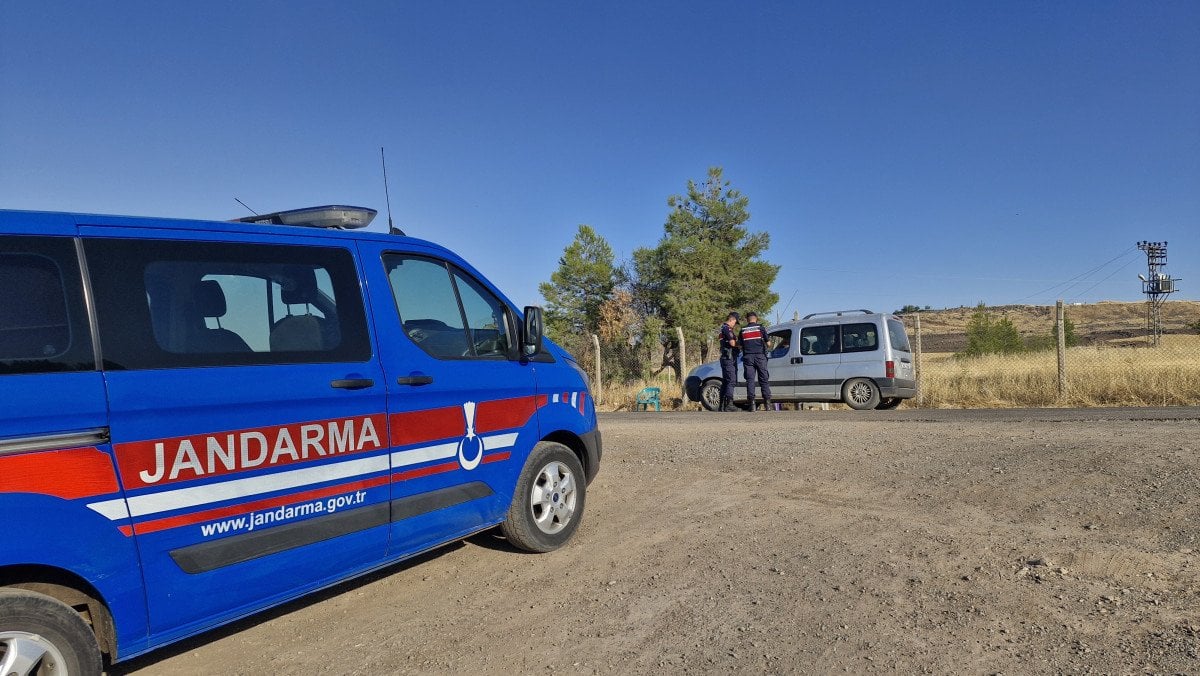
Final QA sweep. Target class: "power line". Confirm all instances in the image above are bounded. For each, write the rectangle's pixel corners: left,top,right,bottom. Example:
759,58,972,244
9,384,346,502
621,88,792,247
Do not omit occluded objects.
1015,245,1139,303
1067,258,1139,303
791,267,1076,283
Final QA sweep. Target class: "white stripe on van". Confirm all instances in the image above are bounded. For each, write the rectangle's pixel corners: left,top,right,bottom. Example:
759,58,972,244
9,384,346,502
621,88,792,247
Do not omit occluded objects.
118,455,390,518
482,433,518,451
390,442,458,467
85,498,131,521
87,434,522,522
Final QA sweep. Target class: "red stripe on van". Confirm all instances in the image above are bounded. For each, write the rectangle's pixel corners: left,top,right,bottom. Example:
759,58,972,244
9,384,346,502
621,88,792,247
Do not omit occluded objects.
475,396,538,434
392,460,460,482
390,450,512,483
390,406,465,447
131,475,391,536
0,447,119,500
482,451,510,464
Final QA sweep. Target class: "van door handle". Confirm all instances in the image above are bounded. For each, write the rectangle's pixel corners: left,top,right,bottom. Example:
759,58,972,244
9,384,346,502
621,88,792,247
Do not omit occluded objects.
900,358,912,364
396,375,434,386
791,357,803,364
331,378,375,390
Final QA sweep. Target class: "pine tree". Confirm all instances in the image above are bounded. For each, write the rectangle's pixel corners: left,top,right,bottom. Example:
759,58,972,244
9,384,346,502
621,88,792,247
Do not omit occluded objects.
538,225,617,342
632,167,779,369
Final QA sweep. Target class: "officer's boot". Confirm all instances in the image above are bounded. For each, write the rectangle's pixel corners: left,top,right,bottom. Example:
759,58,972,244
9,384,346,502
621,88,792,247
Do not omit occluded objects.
747,398,756,412
717,396,728,412
764,398,774,412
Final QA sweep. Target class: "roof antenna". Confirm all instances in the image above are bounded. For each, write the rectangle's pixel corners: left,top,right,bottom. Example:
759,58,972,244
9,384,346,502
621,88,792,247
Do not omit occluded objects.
234,197,259,215
381,147,405,236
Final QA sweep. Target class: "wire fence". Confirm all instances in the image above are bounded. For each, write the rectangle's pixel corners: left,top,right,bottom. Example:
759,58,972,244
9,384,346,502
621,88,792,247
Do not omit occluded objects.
904,300,1200,408
573,300,1200,411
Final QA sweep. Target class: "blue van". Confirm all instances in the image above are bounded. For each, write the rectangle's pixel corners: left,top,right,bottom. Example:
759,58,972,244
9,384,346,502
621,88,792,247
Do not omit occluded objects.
0,206,600,674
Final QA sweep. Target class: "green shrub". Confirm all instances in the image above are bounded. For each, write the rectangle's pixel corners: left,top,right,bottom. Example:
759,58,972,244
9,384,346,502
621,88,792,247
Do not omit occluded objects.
961,304,1024,357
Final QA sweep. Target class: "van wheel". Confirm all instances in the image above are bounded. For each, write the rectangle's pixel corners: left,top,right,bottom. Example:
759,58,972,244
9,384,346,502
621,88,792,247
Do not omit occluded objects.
501,442,586,553
842,378,880,410
700,380,723,411
0,589,102,676
876,397,902,410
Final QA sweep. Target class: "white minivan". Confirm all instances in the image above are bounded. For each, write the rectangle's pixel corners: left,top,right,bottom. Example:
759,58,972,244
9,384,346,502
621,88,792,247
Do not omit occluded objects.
685,310,917,410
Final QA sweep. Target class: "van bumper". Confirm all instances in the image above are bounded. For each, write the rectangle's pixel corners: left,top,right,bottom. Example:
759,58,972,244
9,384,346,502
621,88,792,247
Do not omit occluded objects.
684,376,702,402
878,378,918,399
581,428,602,484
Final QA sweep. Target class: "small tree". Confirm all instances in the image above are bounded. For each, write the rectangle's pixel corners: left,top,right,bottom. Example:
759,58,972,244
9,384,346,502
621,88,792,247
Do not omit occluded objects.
962,304,1023,357
596,289,644,381
1055,315,1079,348
538,225,618,343
1026,314,1080,351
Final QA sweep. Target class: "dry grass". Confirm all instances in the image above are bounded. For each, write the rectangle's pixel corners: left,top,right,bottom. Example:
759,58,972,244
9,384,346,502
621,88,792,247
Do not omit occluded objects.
593,375,694,412
917,334,1200,408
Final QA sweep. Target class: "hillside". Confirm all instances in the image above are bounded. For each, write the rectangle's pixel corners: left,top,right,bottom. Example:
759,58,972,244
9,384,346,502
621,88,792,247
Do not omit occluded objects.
905,300,1200,353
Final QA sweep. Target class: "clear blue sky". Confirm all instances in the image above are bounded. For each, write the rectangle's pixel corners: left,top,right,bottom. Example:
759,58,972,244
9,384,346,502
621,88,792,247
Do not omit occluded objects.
3,2,1197,320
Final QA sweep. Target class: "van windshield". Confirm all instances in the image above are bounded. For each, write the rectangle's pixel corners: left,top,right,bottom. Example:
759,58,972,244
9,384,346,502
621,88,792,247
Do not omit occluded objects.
887,319,912,352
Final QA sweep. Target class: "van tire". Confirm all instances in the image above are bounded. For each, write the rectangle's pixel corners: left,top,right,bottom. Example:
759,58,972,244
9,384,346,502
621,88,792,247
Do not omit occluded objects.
876,397,902,410
700,379,723,411
0,589,102,676
842,378,881,411
501,442,586,553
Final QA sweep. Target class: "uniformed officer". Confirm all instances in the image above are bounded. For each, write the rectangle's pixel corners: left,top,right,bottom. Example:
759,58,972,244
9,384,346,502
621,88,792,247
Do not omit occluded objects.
738,311,772,411
717,312,740,412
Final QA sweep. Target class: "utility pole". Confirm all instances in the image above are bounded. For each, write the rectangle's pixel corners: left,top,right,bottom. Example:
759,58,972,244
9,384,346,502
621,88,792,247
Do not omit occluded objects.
1056,300,1066,399
676,327,687,403
1137,241,1180,347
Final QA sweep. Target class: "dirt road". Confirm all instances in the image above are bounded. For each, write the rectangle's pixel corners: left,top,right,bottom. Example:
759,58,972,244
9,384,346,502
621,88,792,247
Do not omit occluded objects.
120,409,1200,674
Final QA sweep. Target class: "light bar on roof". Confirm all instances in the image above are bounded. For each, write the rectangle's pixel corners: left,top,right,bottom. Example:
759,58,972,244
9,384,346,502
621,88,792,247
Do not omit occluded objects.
233,205,377,229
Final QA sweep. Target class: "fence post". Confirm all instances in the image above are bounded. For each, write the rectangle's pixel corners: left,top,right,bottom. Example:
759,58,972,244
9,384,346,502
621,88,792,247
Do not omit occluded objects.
1056,300,1066,399
676,326,687,404
914,313,924,406
591,334,601,405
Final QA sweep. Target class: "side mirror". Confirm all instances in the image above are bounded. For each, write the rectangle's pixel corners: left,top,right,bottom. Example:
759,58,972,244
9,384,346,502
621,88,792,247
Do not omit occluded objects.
522,305,544,356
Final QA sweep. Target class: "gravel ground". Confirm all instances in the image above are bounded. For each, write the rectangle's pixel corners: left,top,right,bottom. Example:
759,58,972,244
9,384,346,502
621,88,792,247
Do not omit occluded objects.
119,408,1200,674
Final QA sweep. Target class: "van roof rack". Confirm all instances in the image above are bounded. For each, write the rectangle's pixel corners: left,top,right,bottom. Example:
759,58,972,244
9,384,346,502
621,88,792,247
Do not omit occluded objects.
232,205,377,229
802,309,874,319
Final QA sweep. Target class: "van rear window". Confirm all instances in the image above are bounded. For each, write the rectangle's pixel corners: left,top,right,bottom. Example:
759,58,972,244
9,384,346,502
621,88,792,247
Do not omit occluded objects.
887,319,912,352
0,237,95,375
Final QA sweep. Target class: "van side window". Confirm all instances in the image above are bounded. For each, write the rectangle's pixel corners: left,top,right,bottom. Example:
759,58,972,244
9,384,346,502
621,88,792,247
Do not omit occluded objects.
0,236,95,375
840,322,879,353
800,325,839,355
451,270,512,358
383,254,513,360
85,239,371,369
768,329,792,358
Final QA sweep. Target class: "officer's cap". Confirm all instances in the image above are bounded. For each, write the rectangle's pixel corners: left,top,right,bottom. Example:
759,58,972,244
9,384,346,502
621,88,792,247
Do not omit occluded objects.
727,312,740,321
